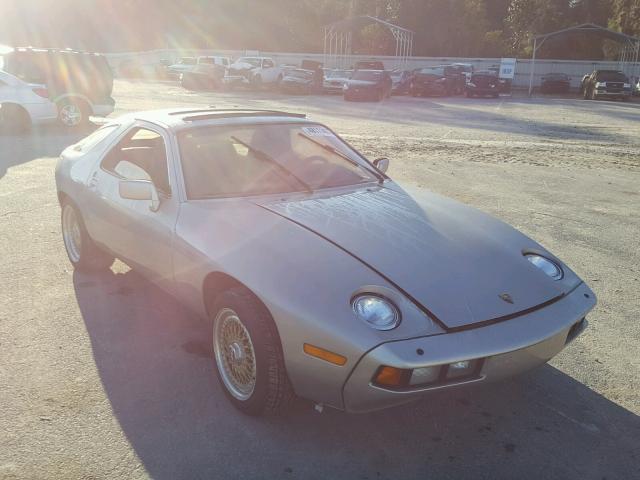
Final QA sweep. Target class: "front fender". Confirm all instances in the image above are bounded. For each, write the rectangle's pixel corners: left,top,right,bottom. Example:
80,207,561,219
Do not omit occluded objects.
173,199,443,409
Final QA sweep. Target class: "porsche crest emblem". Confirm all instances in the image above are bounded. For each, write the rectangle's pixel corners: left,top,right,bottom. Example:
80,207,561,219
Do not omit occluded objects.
499,293,514,304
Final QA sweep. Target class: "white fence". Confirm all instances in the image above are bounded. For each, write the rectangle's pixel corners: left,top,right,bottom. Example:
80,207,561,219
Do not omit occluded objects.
106,49,639,89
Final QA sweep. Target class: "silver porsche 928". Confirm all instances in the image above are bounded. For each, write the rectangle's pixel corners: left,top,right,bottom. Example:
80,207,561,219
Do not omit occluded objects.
55,108,596,415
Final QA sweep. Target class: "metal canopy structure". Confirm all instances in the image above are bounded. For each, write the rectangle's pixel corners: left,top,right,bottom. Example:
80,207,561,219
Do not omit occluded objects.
528,23,640,96
323,15,414,69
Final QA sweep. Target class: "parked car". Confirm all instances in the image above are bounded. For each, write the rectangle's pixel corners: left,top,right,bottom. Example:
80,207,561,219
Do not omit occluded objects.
323,69,352,94
196,56,231,69
56,108,596,416
465,72,500,98
280,68,316,94
390,69,412,95
181,63,227,91
344,70,392,101
439,65,468,95
450,63,474,82
582,70,632,101
540,73,571,94
354,60,385,71
409,67,450,97
229,57,282,87
0,70,57,131
487,64,511,94
0,47,115,127
167,57,197,77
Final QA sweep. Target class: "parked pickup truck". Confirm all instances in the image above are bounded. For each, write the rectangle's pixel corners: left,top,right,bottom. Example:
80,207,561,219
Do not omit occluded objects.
582,70,632,101
229,56,282,87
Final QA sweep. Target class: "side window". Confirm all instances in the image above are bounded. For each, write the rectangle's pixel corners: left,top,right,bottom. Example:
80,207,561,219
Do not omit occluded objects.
263,59,274,68
101,127,171,195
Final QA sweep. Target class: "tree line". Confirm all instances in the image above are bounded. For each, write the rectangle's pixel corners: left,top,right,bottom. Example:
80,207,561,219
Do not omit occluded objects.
1,0,638,58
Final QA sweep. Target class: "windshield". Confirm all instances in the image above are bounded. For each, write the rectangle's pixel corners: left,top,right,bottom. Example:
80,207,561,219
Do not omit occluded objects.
596,71,627,82
178,123,379,199
352,71,382,81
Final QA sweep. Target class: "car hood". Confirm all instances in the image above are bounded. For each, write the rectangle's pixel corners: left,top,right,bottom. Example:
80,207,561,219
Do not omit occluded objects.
259,185,580,330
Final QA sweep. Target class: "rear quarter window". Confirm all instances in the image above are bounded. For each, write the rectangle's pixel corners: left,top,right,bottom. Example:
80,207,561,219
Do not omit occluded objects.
72,125,119,153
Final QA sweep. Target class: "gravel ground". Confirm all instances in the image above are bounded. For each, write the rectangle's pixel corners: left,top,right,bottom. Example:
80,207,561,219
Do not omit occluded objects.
1,80,639,480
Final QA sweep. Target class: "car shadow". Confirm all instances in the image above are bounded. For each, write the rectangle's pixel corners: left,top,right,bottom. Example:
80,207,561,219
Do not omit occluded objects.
0,123,96,179
73,267,639,480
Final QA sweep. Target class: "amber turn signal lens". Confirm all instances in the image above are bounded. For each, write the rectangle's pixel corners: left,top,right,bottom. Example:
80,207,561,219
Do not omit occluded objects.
303,343,347,366
374,366,410,387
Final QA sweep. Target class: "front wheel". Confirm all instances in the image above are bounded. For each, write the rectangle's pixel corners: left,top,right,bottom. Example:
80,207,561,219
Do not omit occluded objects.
61,201,114,271
211,288,295,416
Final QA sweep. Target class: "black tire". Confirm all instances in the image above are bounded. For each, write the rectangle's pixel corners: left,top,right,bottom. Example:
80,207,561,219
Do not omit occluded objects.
61,200,114,271
210,288,295,416
57,99,90,128
0,103,31,133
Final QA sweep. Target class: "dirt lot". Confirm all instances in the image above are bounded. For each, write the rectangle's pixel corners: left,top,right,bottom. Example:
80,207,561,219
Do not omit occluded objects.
1,80,639,480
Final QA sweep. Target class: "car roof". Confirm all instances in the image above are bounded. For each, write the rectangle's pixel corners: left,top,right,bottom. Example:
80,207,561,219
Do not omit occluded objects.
114,108,311,131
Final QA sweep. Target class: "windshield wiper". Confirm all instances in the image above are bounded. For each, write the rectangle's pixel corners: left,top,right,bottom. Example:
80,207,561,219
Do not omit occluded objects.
297,132,384,184
230,136,313,193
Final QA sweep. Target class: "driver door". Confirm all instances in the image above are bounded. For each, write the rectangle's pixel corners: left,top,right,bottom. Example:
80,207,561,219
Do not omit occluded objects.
88,123,179,290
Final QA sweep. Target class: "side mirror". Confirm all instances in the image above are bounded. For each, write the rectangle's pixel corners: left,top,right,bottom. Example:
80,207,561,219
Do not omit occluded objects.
119,179,160,212
373,157,389,174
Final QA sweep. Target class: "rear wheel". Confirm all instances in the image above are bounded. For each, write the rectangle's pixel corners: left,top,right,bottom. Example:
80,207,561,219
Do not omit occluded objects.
0,104,31,133
57,99,89,128
61,201,114,271
211,288,295,416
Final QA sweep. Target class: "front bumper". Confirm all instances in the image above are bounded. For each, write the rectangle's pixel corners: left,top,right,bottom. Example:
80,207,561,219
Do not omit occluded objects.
342,282,595,413
594,90,631,98
345,88,379,100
